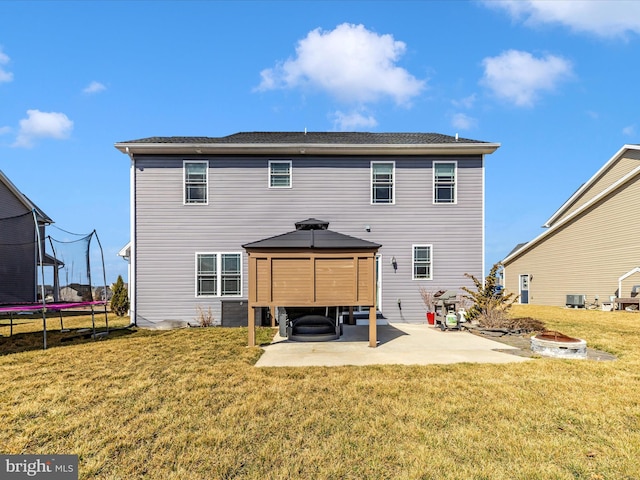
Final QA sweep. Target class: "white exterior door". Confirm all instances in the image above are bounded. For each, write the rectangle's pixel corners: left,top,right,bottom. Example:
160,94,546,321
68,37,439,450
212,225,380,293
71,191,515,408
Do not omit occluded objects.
519,274,529,304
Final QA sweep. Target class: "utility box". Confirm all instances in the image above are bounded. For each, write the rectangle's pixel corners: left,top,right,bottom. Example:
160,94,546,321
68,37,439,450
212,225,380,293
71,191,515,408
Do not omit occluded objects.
565,294,586,308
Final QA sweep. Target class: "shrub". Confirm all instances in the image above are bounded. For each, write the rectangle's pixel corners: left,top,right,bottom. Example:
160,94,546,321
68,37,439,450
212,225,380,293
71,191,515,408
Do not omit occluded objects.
506,317,546,333
418,286,443,312
461,263,517,327
110,275,129,317
195,305,214,327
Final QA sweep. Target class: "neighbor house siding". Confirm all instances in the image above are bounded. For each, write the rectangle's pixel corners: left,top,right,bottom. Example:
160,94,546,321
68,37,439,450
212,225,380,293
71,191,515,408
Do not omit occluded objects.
0,181,30,219
553,150,640,225
133,154,484,325
504,174,640,306
0,179,37,304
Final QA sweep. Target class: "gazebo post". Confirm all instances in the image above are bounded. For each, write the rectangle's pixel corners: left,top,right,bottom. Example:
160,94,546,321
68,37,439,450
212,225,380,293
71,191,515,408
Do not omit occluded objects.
368,306,377,348
248,306,256,347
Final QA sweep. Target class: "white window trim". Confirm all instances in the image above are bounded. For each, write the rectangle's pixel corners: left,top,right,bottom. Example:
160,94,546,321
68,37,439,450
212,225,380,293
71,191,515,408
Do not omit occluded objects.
370,160,395,205
195,252,243,297
433,160,457,205
268,160,292,189
412,244,433,281
183,160,209,205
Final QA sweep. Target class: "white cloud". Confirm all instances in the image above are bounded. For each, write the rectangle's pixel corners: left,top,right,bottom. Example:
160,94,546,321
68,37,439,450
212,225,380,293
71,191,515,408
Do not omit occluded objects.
452,94,476,109
256,23,425,106
83,81,106,94
483,0,640,38
0,126,11,135
451,113,477,131
0,47,13,84
331,110,378,131
13,110,74,148
622,124,636,136
480,50,573,107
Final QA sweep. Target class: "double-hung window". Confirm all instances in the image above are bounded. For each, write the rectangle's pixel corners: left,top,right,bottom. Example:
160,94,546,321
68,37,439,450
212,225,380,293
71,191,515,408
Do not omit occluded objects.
434,161,456,204
412,245,433,280
269,160,292,188
371,161,395,204
196,253,242,296
184,161,208,204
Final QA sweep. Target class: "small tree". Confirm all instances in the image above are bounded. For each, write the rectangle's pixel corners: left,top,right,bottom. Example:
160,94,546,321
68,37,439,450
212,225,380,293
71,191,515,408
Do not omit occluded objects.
461,263,517,326
195,305,214,327
419,287,447,312
110,275,129,317
418,286,436,312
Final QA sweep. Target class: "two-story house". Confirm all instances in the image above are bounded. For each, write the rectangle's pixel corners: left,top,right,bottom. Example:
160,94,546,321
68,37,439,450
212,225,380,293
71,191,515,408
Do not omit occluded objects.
502,144,640,307
115,132,499,328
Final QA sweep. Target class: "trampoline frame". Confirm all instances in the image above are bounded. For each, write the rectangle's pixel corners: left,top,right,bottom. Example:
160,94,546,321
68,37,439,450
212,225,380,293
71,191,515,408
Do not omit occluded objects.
0,209,109,349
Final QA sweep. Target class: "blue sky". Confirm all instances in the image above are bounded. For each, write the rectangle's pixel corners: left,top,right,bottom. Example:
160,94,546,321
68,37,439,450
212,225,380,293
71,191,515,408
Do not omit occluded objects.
1,1,639,283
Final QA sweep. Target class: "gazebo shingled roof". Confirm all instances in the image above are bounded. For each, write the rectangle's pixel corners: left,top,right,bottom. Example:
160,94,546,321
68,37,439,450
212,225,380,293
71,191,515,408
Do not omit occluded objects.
242,219,380,250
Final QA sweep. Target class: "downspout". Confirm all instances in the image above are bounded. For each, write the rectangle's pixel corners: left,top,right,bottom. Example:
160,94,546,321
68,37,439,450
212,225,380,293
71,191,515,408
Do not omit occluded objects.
126,146,137,326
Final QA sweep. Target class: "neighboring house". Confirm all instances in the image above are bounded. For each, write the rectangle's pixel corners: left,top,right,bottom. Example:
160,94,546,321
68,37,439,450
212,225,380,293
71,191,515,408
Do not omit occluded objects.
115,132,499,327
58,283,88,303
0,170,53,304
502,144,640,306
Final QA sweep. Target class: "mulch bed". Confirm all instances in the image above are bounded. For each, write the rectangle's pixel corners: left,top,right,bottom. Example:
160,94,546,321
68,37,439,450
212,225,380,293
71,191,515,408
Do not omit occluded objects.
464,324,616,361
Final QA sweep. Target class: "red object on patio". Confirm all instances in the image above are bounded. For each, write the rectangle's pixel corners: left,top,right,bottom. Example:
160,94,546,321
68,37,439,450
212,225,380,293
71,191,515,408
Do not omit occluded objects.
426,312,435,325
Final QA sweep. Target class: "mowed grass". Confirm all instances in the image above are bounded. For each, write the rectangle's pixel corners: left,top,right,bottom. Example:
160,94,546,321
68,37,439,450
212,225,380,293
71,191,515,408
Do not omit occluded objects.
1,306,639,479
0,310,132,354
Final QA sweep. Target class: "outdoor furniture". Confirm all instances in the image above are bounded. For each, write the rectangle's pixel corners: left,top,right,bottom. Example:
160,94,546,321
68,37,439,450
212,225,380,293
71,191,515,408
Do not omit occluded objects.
614,297,640,311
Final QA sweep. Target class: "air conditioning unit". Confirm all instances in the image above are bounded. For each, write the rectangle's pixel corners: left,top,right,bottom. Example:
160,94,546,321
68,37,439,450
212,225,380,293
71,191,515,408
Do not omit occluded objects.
566,294,586,308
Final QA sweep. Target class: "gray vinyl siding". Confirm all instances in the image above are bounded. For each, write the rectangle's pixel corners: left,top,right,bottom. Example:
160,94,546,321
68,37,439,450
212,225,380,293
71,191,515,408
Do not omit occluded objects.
0,182,30,218
0,183,37,304
133,155,484,325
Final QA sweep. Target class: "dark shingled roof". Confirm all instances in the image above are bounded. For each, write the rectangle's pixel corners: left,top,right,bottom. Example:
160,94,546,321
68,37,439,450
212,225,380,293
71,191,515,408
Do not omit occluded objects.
243,219,380,250
118,131,490,145
505,242,529,258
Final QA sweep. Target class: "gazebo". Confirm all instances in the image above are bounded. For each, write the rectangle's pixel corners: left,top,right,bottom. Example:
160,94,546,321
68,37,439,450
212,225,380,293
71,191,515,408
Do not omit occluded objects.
243,219,381,347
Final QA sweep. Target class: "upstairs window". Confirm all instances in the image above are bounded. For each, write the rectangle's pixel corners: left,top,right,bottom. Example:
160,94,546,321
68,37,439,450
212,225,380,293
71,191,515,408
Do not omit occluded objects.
371,161,395,204
434,161,456,204
269,160,292,188
196,253,242,297
184,161,208,204
412,245,432,280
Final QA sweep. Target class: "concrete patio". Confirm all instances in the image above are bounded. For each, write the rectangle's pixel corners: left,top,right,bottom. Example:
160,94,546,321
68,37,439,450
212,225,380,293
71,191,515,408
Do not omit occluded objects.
255,323,531,367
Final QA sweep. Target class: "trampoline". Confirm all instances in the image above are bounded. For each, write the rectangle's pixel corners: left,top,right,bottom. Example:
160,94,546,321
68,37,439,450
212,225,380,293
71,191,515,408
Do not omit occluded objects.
0,209,108,349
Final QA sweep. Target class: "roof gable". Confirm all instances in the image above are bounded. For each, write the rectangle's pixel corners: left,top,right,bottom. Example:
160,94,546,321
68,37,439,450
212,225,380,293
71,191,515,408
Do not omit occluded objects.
503,158,640,265
0,170,53,223
544,144,640,228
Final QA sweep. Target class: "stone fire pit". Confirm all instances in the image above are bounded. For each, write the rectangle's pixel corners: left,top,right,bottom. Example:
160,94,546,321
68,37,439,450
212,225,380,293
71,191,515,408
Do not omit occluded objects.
530,330,587,359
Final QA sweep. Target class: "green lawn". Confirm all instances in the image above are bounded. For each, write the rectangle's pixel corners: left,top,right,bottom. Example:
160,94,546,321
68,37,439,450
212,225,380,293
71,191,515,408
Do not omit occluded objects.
1,306,639,479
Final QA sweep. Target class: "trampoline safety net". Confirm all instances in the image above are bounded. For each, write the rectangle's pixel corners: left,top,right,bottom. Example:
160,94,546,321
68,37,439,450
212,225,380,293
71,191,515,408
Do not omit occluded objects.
0,210,107,307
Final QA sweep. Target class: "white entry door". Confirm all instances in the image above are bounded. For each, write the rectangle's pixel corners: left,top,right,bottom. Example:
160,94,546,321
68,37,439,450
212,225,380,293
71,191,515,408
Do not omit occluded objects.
519,274,529,304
